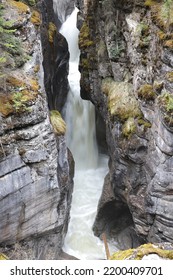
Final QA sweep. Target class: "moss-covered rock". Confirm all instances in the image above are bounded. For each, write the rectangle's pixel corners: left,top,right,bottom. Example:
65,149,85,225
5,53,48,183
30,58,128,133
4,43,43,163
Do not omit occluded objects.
79,21,94,49
30,10,41,26
122,117,137,138
158,92,173,127
8,0,30,14
137,84,156,101
153,80,164,93
50,110,66,136
28,0,36,6
166,71,173,82
110,243,173,260
138,118,152,129
48,22,56,44
164,39,173,49
102,78,141,121
0,253,8,260
145,0,173,32
0,74,39,116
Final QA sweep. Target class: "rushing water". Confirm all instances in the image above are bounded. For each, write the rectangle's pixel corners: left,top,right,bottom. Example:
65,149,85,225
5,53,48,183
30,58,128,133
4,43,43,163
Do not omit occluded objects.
58,7,114,260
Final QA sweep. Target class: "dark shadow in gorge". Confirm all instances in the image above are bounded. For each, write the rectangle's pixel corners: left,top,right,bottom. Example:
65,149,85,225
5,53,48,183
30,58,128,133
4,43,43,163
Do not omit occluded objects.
93,174,145,250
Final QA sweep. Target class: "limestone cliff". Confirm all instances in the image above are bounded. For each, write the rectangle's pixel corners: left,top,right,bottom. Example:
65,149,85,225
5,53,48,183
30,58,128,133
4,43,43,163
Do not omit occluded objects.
77,0,173,248
0,0,73,259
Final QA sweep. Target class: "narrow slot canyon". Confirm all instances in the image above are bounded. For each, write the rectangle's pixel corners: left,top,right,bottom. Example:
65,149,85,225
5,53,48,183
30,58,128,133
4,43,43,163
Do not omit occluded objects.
1,0,173,261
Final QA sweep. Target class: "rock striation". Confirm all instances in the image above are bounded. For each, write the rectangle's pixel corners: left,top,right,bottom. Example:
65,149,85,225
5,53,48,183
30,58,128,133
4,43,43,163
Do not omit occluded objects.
0,0,73,259
77,0,173,248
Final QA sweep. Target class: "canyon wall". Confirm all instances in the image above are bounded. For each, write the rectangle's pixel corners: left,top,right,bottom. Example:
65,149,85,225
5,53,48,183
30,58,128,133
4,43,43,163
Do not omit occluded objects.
76,0,173,248
0,0,73,259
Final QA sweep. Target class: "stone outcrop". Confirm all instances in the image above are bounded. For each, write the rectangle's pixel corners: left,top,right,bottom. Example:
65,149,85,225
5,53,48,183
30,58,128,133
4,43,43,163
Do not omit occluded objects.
77,0,173,248
110,242,173,260
0,0,73,259
41,0,70,113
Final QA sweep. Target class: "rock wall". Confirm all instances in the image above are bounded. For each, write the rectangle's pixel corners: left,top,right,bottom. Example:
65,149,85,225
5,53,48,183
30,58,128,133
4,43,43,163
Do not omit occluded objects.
77,0,173,248
0,0,73,259
40,0,70,112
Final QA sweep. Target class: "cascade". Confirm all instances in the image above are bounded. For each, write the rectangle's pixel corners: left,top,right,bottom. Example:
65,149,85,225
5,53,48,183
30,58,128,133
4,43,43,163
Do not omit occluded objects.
55,5,115,259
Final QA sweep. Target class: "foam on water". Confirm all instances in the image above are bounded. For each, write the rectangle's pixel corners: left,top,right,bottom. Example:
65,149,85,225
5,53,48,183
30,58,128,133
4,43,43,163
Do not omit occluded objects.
56,6,117,259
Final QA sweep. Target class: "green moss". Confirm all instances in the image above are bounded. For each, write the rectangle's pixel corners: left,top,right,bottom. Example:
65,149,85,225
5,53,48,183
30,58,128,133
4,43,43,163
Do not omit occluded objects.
158,30,173,40
48,22,56,44
8,0,30,13
137,84,156,101
0,3,28,69
138,118,152,128
34,64,40,73
28,0,36,6
110,248,134,260
0,75,39,116
145,0,173,31
0,95,13,116
122,117,137,138
102,78,141,121
145,0,156,6
158,92,173,111
79,21,94,49
153,80,164,93
158,92,173,127
166,71,173,82
30,10,41,26
12,91,30,112
164,39,173,48
80,58,90,69
0,91,31,116
0,18,28,68
0,253,8,260
110,243,173,260
50,110,66,136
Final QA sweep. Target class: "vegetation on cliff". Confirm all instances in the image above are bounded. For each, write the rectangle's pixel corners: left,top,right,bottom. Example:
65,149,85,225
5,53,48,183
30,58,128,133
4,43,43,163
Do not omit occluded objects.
0,1,42,117
102,78,141,121
158,92,173,127
50,110,66,135
110,243,173,260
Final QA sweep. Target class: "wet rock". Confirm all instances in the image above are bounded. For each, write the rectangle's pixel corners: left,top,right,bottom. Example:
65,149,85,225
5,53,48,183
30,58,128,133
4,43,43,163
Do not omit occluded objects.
0,0,73,259
77,0,173,247
40,0,70,113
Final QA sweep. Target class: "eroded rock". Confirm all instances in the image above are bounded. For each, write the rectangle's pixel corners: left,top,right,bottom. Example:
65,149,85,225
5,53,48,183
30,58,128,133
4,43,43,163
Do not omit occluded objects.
0,0,73,259
77,0,173,247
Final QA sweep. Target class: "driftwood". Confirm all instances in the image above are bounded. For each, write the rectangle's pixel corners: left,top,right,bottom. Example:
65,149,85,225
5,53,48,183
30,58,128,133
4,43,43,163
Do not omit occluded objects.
102,232,110,259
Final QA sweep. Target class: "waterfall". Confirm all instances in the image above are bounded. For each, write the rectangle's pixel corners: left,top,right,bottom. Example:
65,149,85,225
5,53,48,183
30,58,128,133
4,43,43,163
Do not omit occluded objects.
60,7,98,170
56,6,113,259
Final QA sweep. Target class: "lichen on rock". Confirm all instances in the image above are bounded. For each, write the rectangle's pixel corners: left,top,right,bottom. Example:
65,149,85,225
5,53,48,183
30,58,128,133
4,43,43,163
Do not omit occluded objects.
48,22,57,43
137,84,156,101
102,78,141,121
110,243,173,260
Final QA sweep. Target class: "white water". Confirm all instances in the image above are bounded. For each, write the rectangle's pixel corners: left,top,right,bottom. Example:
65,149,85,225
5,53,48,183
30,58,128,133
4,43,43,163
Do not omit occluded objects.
59,7,115,259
